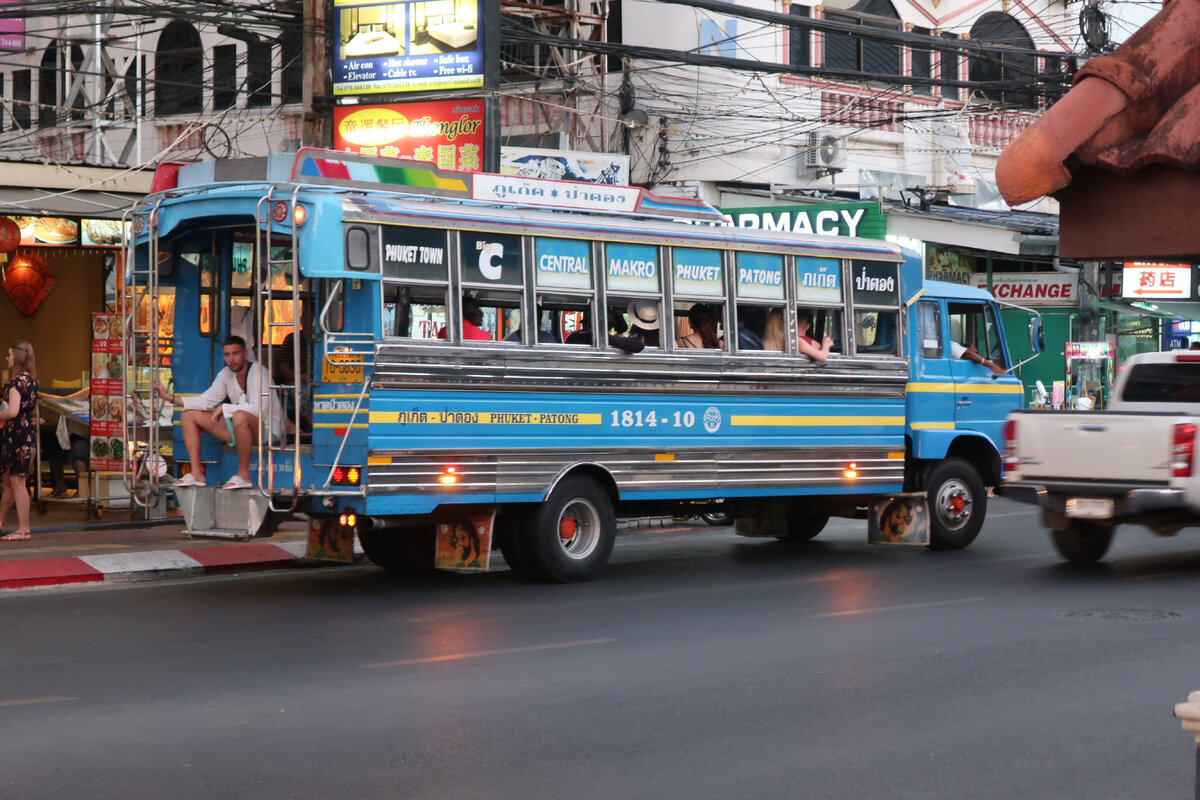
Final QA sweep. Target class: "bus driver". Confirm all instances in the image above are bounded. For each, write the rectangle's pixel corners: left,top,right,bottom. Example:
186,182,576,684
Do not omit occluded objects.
154,335,284,489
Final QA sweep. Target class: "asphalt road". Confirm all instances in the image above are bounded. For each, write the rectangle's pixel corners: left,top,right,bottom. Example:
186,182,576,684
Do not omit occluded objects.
4,498,1200,799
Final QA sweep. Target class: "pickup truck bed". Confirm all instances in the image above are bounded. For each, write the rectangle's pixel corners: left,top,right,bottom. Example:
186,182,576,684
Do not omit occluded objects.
1001,351,1200,562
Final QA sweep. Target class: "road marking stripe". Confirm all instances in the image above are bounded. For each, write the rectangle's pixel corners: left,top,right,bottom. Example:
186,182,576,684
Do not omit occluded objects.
362,638,617,669
0,696,76,707
811,596,986,618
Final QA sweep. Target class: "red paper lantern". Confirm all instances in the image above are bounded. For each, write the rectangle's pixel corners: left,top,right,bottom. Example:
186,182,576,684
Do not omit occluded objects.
2,251,55,315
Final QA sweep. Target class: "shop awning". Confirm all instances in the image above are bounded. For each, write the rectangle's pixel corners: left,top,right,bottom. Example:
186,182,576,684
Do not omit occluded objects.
0,187,143,218
886,205,1060,256
1094,300,1189,319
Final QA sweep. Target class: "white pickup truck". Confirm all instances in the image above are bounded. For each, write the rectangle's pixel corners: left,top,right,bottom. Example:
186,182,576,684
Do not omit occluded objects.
1001,350,1200,563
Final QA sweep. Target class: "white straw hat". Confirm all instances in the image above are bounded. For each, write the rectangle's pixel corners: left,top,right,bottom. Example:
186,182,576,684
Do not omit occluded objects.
627,300,660,330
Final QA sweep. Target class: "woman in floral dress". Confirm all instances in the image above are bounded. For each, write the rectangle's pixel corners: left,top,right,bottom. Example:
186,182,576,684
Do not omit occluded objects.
0,340,38,541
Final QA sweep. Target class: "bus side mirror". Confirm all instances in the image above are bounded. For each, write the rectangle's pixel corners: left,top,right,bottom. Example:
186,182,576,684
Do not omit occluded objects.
1028,317,1044,354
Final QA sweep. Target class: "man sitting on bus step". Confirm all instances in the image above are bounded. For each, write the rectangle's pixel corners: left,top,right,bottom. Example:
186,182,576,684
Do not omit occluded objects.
153,335,284,490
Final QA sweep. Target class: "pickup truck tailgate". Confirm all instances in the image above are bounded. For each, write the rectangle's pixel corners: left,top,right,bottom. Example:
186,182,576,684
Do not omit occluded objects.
1012,412,1177,483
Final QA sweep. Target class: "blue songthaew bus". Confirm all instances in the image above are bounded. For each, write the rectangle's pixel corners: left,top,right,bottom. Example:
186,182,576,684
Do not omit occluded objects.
121,149,1039,581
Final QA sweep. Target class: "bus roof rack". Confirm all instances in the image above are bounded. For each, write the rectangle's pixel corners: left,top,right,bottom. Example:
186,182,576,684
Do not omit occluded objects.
289,148,727,223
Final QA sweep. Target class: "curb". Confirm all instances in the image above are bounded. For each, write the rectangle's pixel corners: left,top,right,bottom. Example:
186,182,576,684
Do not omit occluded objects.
0,541,346,591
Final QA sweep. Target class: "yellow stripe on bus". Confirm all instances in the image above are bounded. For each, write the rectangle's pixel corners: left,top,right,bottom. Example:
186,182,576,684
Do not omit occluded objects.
312,423,368,429
909,422,956,430
731,415,905,427
906,382,1024,394
367,411,604,425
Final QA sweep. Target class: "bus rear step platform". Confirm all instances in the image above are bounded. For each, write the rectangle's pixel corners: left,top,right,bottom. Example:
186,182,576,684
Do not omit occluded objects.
174,486,274,541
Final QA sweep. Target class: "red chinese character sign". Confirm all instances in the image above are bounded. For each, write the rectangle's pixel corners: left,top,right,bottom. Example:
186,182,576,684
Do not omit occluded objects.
1121,262,1193,300
333,99,485,172
89,313,125,471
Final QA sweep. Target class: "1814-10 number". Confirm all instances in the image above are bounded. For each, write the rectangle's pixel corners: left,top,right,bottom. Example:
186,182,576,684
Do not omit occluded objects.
609,410,695,428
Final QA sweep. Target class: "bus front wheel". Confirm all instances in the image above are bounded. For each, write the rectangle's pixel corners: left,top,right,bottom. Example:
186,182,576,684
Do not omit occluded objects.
526,476,615,583
925,458,986,550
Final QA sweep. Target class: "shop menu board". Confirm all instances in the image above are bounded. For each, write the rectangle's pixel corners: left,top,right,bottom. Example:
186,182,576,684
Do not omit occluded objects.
2,216,126,247
89,313,126,471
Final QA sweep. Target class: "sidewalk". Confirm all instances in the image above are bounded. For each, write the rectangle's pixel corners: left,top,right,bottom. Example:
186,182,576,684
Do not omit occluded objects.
0,499,333,591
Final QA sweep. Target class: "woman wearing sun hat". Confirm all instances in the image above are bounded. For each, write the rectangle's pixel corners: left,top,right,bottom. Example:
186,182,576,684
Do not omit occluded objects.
626,300,661,347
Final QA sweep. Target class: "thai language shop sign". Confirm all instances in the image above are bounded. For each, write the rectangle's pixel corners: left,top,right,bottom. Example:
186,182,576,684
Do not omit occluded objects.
333,0,483,95
333,99,485,171
719,202,886,239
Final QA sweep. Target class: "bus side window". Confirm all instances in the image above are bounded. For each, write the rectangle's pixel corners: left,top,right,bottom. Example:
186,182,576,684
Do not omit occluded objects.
735,305,769,352
917,301,942,358
673,302,724,350
856,310,898,354
383,283,446,339
469,290,523,342
800,307,842,354
609,298,661,348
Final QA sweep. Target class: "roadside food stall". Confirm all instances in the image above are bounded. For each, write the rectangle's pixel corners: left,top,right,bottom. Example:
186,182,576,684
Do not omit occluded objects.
0,163,157,521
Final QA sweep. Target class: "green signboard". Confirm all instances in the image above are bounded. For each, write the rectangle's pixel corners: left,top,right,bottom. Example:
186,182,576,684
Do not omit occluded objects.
720,202,887,240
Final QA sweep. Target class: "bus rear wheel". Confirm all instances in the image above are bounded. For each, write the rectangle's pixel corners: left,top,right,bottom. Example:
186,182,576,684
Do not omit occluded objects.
925,458,986,551
525,476,615,583
358,526,437,575
495,508,541,580
779,509,829,542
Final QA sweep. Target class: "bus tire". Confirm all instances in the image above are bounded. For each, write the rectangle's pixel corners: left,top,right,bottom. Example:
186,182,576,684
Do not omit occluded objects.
1052,522,1113,564
527,476,615,583
925,458,985,551
779,509,829,542
495,508,542,580
358,526,437,575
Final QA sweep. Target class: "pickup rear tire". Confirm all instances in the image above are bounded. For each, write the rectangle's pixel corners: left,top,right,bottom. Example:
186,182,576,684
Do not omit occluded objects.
1052,522,1113,564
926,458,985,550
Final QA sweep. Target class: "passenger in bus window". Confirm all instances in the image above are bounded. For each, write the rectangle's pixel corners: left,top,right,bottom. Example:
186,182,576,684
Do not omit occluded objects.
569,310,645,353
735,306,765,351
625,300,661,347
438,296,491,341
762,308,785,352
675,303,721,349
796,308,833,362
952,341,1005,376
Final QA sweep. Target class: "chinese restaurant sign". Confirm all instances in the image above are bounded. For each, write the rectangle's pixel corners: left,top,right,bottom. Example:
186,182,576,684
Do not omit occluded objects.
333,0,483,96
333,99,485,172
1121,262,1193,300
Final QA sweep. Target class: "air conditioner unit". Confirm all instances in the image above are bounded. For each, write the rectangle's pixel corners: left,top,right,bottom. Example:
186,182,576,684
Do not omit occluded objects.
802,131,848,173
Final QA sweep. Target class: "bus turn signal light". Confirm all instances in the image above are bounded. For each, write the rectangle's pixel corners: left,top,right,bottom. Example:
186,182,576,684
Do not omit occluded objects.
844,463,858,479
293,203,307,225
440,466,458,485
338,512,357,528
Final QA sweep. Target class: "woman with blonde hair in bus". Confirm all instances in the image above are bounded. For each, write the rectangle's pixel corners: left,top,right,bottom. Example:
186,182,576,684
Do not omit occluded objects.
0,340,38,541
762,308,786,352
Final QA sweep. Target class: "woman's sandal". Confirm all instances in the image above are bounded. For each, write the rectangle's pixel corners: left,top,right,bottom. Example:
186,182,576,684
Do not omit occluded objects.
0,530,31,541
